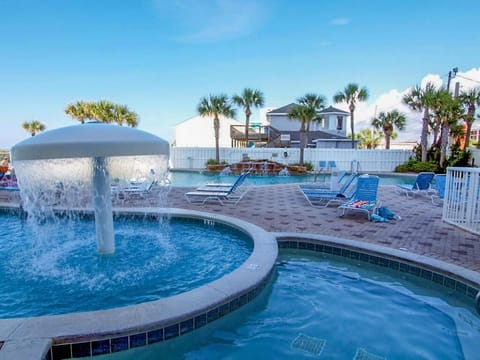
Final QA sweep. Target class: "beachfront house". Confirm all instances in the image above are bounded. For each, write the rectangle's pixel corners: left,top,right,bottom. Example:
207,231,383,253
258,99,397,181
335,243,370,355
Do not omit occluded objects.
262,104,356,149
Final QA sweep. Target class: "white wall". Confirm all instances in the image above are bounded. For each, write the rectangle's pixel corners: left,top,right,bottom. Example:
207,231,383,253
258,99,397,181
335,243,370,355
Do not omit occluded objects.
174,116,242,147
170,147,414,173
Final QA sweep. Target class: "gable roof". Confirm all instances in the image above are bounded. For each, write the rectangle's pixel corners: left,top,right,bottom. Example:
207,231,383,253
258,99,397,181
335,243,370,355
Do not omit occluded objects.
318,106,349,115
267,103,296,115
267,104,350,116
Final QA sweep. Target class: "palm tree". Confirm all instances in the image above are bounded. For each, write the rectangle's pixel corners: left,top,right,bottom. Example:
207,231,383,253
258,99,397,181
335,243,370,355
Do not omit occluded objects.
402,82,437,162
458,88,480,148
333,83,369,148
287,93,326,165
22,120,46,136
112,104,139,127
65,101,91,123
430,88,465,168
372,110,406,149
232,88,265,146
357,128,384,149
93,100,115,123
197,94,236,164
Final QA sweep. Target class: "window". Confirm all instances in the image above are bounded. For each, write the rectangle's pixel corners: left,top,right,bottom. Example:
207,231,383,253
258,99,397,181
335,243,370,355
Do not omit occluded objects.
336,116,343,130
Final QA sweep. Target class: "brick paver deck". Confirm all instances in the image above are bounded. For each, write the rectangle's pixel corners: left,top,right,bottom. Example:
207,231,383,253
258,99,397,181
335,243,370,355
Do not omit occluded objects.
167,184,480,272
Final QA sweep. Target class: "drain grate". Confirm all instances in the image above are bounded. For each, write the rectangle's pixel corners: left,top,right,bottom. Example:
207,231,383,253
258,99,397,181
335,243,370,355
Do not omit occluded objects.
354,348,386,360
291,333,326,356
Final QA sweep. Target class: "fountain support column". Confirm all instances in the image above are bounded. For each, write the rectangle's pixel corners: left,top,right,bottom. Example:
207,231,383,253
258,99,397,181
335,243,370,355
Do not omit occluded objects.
92,157,115,254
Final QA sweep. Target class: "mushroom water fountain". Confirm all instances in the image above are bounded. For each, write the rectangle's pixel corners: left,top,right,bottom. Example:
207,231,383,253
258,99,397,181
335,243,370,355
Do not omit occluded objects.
11,122,170,254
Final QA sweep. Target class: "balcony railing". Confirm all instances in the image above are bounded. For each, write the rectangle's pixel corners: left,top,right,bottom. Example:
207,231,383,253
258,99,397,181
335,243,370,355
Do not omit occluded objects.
443,167,480,235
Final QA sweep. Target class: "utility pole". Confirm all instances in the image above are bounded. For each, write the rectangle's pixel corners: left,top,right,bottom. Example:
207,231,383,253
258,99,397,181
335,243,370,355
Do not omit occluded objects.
446,67,458,93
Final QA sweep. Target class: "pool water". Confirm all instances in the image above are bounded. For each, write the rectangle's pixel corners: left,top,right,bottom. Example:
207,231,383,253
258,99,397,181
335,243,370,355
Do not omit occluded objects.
105,251,480,359
0,213,252,318
168,171,414,187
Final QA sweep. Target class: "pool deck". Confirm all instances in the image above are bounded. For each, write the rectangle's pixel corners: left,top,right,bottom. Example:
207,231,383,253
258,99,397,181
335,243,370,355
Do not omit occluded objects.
1,183,480,359
166,184,480,273
1,183,479,272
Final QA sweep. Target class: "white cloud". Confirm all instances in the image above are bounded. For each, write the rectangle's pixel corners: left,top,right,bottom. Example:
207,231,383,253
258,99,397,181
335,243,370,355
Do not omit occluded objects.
330,17,350,26
348,68,480,142
153,0,268,43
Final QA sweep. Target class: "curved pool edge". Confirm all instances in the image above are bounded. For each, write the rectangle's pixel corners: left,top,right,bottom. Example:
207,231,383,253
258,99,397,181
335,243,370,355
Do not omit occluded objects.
0,208,278,360
273,232,480,290
273,232,480,360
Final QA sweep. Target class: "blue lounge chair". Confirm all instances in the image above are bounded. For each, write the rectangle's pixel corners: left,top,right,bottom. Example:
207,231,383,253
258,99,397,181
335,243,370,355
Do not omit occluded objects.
195,171,250,192
396,172,435,198
431,174,446,205
339,175,380,220
300,173,357,207
327,161,337,171
184,172,250,205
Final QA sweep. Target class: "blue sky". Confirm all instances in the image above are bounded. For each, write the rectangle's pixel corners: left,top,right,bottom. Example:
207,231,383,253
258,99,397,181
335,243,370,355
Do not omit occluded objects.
1,0,479,149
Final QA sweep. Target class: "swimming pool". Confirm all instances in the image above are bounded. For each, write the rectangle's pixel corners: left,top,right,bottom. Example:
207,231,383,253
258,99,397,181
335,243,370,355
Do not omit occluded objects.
168,170,414,187
0,212,252,318
104,250,480,359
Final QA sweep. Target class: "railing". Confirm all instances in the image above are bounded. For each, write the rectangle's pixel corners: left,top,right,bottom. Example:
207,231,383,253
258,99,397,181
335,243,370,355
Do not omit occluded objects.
443,167,480,235
170,147,414,173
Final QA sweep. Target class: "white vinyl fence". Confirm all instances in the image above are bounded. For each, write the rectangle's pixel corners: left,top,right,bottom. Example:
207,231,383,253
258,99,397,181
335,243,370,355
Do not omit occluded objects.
443,167,480,235
170,147,414,173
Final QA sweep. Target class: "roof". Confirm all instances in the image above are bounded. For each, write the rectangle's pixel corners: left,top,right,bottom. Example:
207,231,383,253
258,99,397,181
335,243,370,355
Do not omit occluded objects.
318,106,350,115
267,104,350,116
266,103,296,115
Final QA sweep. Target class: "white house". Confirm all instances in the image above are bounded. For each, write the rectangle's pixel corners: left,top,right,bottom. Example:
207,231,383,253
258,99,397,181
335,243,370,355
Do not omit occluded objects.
174,115,243,147
264,104,356,148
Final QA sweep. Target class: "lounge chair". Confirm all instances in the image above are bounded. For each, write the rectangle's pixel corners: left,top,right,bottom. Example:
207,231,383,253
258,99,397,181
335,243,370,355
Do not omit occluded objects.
300,173,357,207
184,173,250,205
339,175,380,220
114,179,157,203
300,170,347,191
431,174,446,205
396,172,435,198
327,161,337,171
195,171,250,192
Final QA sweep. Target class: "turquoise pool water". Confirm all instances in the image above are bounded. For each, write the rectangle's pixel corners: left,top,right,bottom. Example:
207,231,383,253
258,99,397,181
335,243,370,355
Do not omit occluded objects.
105,251,480,359
0,213,252,318
168,171,414,187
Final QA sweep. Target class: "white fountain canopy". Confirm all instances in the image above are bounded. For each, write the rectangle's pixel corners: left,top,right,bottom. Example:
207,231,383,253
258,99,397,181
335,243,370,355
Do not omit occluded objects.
11,121,169,161
11,122,170,255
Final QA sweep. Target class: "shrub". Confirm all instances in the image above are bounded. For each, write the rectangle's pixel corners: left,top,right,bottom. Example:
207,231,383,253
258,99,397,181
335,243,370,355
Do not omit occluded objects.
395,159,438,173
304,162,314,171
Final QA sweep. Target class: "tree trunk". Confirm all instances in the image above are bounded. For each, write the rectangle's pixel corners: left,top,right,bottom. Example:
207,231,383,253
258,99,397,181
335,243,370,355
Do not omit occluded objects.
214,117,220,164
300,130,307,166
420,108,429,162
384,130,392,150
439,123,450,168
245,107,251,147
349,105,355,149
465,108,475,149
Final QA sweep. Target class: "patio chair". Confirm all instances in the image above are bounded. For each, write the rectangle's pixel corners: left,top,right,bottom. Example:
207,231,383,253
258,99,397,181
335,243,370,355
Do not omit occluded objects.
300,171,347,191
339,175,380,220
195,171,250,192
395,172,435,198
431,174,446,205
184,173,250,205
114,179,157,203
327,161,337,171
300,173,357,207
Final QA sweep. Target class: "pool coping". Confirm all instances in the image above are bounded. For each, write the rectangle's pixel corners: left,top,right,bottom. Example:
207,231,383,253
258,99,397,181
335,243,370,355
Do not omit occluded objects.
0,208,278,360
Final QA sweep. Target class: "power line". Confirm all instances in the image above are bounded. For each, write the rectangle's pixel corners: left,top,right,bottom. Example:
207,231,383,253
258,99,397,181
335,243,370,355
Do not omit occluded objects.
456,74,480,85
